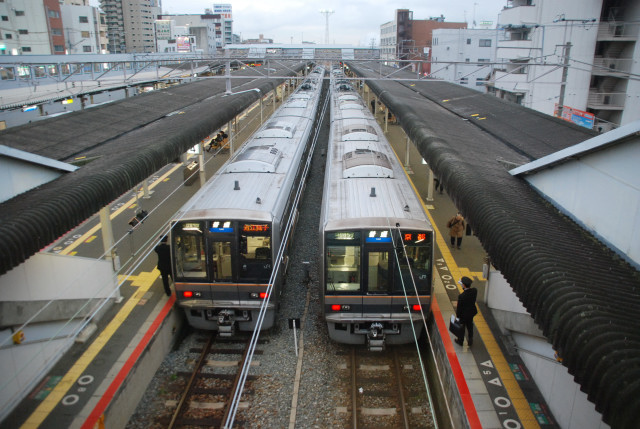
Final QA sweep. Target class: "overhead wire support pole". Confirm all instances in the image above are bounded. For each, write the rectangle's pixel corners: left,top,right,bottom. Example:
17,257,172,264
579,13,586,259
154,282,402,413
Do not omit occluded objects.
557,42,571,119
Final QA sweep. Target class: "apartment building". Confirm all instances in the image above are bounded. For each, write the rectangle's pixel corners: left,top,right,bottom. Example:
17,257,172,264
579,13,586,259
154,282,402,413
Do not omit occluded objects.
431,28,498,91
100,0,160,53
489,0,639,130
60,1,107,54
0,0,65,55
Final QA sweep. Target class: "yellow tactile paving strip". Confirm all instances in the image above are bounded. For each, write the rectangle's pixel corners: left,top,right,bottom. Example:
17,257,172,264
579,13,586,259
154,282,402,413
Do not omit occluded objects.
391,144,539,428
20,270,159,429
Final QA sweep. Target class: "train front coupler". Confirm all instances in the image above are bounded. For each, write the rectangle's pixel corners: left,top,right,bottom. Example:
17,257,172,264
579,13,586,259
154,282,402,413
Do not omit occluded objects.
366,322,386,352
217,309,236,337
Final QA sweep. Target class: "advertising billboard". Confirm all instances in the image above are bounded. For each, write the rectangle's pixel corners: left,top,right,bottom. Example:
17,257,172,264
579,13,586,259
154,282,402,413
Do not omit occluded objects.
176,36,191,52
554,104,595,129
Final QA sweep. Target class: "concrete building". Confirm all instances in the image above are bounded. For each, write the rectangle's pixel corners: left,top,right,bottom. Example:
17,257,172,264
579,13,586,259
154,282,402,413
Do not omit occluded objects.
488,0,640,131
60,1,106,54
0,0,65,55
157,9,233,56
380,9,466,74
100,0,160,53
155,20,199,53
431,28,498,91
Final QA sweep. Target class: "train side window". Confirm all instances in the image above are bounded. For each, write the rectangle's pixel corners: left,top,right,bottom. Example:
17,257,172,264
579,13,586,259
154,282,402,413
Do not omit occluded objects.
173,222,207,280
326,245,360,292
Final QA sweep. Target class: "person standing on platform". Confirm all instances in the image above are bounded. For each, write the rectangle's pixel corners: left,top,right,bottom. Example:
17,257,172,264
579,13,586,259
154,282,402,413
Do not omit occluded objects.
447,212,465,249
155,236,172,296
434,177,444,194
455,276,478,346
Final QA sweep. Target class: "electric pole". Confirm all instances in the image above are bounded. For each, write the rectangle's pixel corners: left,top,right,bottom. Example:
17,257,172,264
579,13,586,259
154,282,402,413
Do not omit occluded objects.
557,42,571,119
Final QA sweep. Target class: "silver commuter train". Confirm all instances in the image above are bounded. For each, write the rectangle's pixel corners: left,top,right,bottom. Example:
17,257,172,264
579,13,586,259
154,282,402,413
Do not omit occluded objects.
171,66,324,334
319,68,434,351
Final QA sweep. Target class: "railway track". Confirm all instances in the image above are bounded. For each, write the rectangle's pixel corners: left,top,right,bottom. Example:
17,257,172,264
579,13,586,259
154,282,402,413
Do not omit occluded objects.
347,346,433,429
164,333,263,429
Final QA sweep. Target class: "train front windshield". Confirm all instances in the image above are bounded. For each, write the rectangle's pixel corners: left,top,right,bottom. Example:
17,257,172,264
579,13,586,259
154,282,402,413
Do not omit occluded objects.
325,229,432,295
172,220,272,284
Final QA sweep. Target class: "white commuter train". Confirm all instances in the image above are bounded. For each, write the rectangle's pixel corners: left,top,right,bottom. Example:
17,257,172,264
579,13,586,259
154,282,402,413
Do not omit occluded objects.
319,68,434,351
171,66,324,334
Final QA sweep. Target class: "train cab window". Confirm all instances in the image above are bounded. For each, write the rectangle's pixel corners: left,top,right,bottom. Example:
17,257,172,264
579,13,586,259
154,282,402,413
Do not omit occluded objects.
239,223,272,283
393,231,433,294
173,222,207,279
325,231,362,293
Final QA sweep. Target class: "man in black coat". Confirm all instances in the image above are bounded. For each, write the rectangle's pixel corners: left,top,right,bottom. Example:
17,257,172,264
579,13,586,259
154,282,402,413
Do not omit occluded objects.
455,276,478,346
155,236,172,296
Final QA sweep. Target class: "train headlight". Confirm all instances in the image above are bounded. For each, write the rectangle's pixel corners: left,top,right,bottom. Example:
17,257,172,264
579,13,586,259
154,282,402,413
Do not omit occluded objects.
404,304,421,311
183,291,193,298
331,304,350,311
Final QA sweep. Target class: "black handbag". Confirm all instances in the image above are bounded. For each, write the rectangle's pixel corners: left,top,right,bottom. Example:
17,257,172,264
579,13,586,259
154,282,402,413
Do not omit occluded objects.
449,315,464,338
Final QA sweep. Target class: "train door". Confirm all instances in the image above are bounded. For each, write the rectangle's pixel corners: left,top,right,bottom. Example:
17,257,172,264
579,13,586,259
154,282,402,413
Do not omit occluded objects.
363,245,393,316
208,221,238,303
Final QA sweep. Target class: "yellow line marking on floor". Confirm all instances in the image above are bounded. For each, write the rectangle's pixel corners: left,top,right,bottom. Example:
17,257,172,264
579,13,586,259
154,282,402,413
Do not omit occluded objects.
84,236,97,243
390,146,539,428
20,270,160,429
59,164,182,255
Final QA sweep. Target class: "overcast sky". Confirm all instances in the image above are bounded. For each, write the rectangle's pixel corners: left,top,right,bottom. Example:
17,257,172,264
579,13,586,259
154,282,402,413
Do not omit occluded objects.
154,0,509,45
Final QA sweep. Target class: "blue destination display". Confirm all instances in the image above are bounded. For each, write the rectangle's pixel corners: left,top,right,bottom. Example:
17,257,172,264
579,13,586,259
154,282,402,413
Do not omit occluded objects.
210,227,234,233
366,237,392,243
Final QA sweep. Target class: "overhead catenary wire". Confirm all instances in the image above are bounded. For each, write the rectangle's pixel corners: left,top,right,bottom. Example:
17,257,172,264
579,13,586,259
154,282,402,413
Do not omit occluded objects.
224,72,329,429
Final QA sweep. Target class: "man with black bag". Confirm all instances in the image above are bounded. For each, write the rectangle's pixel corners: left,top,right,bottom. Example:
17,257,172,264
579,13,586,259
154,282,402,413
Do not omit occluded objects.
454,276,478,346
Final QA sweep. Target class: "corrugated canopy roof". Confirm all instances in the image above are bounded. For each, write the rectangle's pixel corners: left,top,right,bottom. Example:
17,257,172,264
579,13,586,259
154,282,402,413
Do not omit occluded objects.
0,62,307,274
349,62,640,429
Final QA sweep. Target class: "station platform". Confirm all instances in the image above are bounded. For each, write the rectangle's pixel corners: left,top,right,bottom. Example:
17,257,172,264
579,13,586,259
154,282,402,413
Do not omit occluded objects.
1,98,556,429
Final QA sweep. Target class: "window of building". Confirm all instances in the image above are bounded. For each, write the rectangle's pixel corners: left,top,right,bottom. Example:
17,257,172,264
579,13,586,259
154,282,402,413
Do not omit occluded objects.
5,34,11,39
60,64,70,74
83,46,92,52
17,65,30,79
18,29,28,35
465,58,470,62
52,28,62,35
476,78,486,86
79,16,88,23
460,77,468,84
1,16,7,21
33,65,46,77
15,10,25,16
48,10,60,18
479,39,492,47
81,31,90,38
0,66,15,80
466,38,471,44
54,45,64,53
